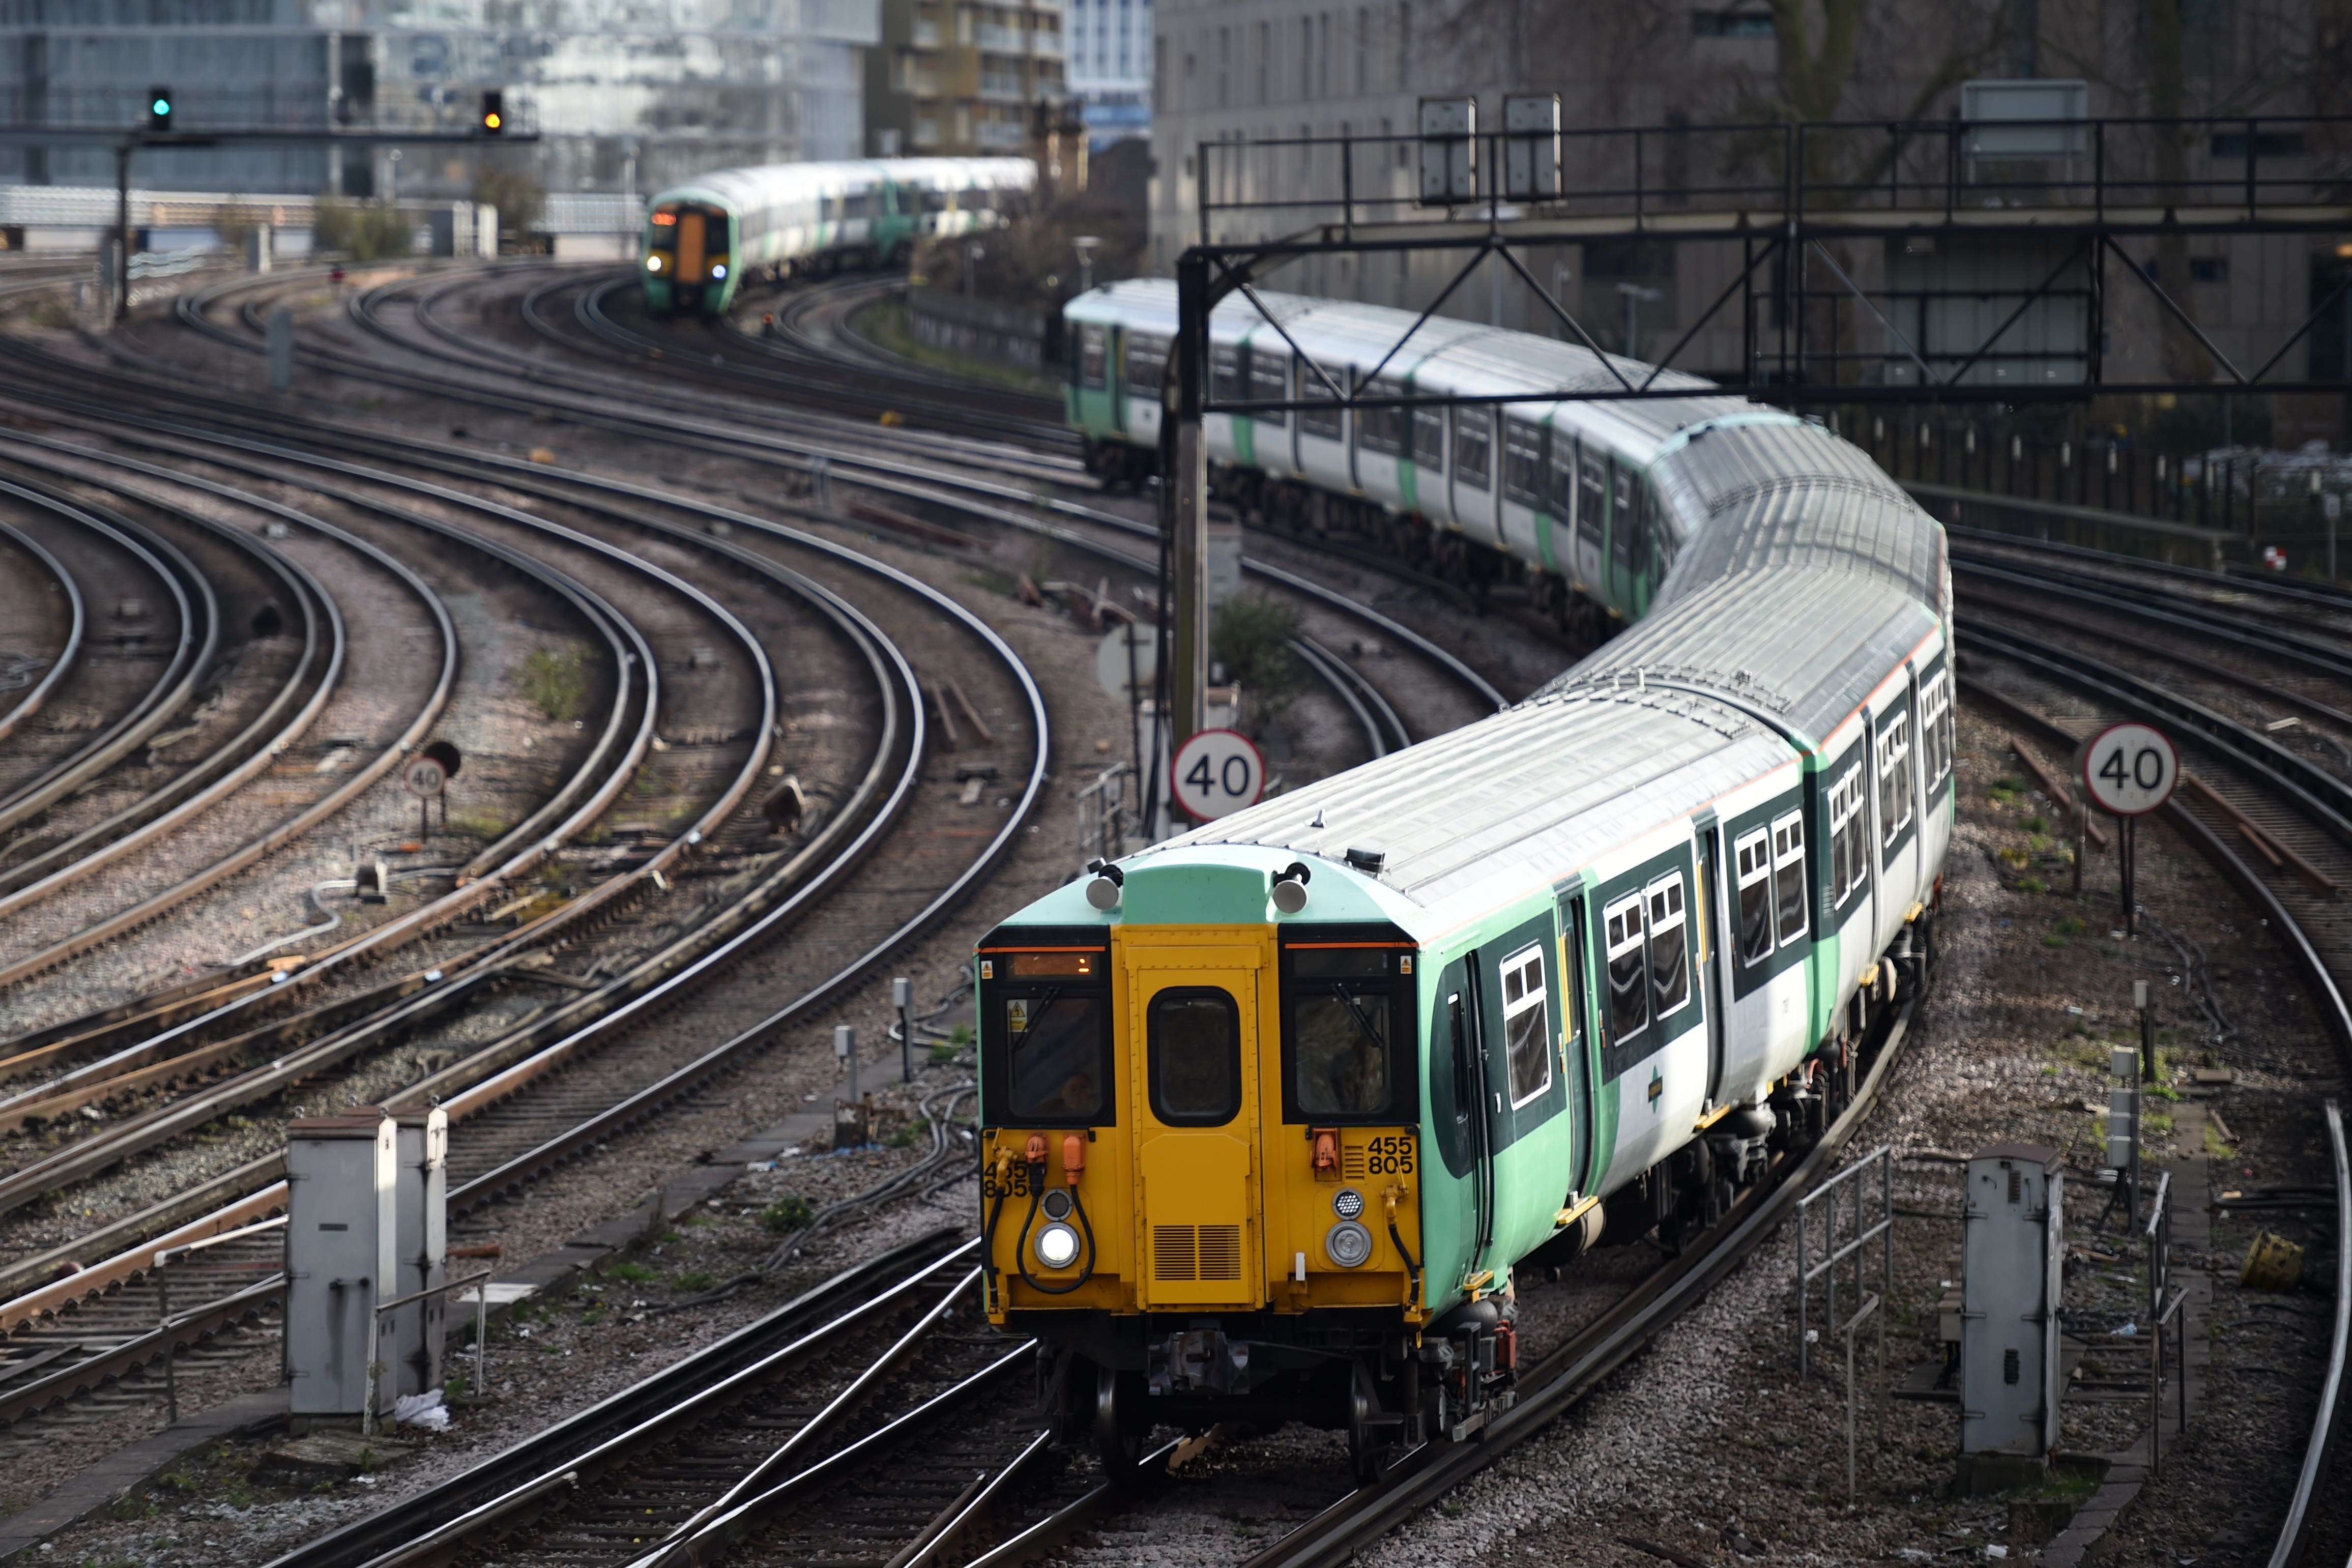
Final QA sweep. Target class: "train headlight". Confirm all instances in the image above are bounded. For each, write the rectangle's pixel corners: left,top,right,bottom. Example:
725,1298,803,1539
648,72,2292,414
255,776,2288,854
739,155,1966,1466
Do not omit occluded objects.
711,264,728,280
1035,1221,1081,1270
1325,1219,1374,1269
646,255,661,271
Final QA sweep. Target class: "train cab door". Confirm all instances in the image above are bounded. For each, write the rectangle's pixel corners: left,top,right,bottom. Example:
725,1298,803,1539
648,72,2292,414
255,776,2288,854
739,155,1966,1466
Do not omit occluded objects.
676,210,708,291
1110,327,1128,435
1118,927,1266,1311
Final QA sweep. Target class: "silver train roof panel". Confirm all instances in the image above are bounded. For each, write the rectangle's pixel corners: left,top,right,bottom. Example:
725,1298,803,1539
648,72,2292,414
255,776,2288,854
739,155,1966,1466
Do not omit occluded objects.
1152,687,1788,924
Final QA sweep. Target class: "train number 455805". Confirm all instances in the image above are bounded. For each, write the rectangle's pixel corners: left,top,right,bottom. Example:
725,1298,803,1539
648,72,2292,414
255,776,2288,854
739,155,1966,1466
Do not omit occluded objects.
1363,1134,1416,1176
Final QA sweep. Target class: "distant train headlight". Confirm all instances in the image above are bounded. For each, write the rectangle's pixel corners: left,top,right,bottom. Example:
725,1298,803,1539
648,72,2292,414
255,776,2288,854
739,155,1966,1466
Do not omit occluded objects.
1325,1219,1374,1269
1035,1221,1081,1269
711,264,728,279
645,255,661,271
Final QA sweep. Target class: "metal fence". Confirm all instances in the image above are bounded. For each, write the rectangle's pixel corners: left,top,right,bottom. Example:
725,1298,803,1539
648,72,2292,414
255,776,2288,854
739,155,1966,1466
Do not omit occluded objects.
1795,1143,1894,1380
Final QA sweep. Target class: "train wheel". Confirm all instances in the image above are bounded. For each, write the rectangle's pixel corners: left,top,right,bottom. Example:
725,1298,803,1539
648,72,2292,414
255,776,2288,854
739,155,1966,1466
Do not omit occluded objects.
1345,1364,1386,1484
1094,1363,1146,1485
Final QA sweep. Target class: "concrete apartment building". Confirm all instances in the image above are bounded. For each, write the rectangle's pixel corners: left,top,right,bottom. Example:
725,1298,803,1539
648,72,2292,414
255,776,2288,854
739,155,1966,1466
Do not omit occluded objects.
864,0,1069,155
1144,0,2352,401
0,0,879,205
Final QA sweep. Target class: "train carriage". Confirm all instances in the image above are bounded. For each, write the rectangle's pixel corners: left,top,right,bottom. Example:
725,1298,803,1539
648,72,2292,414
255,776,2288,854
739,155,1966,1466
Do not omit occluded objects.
640,156,1035,316
981,278,1956,1480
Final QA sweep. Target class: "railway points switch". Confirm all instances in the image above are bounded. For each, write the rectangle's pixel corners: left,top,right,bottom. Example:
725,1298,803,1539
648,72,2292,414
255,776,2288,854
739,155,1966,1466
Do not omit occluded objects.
1957,1143,2063,1493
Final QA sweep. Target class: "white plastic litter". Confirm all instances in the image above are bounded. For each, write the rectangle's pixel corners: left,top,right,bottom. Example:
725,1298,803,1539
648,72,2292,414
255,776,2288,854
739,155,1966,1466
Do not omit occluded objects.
394,1389,451,1430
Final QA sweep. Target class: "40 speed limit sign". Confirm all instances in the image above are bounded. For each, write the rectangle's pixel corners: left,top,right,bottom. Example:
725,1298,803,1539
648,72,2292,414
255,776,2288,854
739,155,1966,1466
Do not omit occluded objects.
1171,728,1265,822
2081,722,2179,816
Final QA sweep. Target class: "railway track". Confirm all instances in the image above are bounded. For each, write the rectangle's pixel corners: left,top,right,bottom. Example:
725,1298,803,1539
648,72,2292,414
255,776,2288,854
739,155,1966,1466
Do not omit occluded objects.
0,287,1062,1437
175,263,1498,757
1946,537,2352,1564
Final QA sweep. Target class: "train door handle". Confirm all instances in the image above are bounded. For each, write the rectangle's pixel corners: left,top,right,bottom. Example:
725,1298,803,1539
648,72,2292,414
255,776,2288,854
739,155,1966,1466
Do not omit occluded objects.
1492,1092,1503,1114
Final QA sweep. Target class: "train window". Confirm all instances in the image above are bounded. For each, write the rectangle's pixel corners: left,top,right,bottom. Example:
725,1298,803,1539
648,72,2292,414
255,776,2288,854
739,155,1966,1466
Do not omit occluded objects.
1603,893,1648,1040
1578,454,1605,546
1079,324,1107,391
1410,394,1445,471
1878,710,1913,846
1125,334,1170,394
1149,988,1242,1125
1919,672,1952,789
1447,991,1474,1125
1299,362,1344,440
1454,408,1492,489
1499,944,1551,1107
1734,827,1774,965
1004,990,1109,1121
1503,418,1547,508
1288,950,1395,1117
1828,762,1868,904
1211,344,1242,404
1772,811,1807,945
1550,432,1576,518
1356,376,1405,457
1646,874,1689,1016
1248,350,1288,429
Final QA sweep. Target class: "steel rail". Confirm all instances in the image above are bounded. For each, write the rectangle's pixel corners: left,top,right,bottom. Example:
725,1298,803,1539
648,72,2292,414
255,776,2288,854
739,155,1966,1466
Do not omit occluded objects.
0,461,337,910
1188,996,1922,1566
1959,672,2352,1568
250,1229,973,1568
0,478,214,836
0,454,459,991
179,263,1509,717
0,518,83,746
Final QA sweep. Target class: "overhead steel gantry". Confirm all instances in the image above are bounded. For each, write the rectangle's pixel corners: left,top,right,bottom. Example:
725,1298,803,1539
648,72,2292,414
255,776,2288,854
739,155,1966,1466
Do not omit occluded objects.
1157,108,2352,736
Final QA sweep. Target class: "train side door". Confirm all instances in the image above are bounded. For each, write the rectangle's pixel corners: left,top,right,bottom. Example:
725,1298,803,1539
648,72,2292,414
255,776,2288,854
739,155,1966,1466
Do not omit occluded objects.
1429,959,1494,1286
1694,826,1729,1105
1558,894,1596,1201
1121,930,1265,1311
1110,327,1128,435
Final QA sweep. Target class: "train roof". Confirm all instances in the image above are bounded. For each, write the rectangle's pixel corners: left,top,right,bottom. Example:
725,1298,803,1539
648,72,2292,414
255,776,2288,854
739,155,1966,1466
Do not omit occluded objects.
652,157,1036,209
1133,686,1794,935
1065,278,1747,454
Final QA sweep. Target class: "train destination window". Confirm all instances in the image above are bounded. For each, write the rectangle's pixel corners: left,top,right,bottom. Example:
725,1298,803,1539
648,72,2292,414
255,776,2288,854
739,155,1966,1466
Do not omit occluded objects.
1578,454,1605,545
1499,944,1551,1106
1211,344,1242,404
1248,350,1288,428
1503,418,1547,507
1125,333,1170,393
1828,762,1868,902
1078,324,1107,390
1299,363,1345,440
1149,988,1242,1125
1356,377,1405,457
1878,710,1913,845
1454,408,1492,489
1603,893,1648,1040
1410,396,1445,472
1735,826,1774,964
1287,947,1396,1117
1005,989,1108,1121
1772,811,1807,945
1646,874,1689,1015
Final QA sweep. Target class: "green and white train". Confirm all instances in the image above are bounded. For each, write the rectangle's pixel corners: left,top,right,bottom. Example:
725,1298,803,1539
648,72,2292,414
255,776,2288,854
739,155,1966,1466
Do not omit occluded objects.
640,157,1035,316
974,278,1953,1479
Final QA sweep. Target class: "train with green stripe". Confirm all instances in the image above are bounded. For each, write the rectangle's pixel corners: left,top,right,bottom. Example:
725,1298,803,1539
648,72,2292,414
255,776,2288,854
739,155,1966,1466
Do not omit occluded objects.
640,157,1035,316
974,278,1954,1480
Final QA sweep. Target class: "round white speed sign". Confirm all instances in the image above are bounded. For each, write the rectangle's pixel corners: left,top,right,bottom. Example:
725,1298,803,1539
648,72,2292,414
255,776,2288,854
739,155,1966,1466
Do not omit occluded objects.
1171,728,1265,822
2081,722,2177,816
401,755,448,800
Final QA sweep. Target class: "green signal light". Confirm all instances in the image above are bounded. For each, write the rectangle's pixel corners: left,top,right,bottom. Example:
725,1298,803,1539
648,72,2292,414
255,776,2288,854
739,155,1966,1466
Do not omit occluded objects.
152,99,170,115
